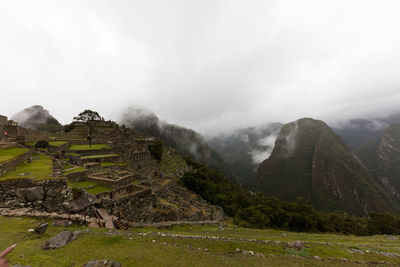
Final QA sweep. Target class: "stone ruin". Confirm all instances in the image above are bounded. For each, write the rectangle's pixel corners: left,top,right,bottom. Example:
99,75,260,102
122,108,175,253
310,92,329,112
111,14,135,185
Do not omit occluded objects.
0,116,224,229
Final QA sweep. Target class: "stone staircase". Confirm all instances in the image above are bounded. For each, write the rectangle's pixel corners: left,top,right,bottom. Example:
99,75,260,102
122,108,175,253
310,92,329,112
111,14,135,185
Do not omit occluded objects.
52,158,63,177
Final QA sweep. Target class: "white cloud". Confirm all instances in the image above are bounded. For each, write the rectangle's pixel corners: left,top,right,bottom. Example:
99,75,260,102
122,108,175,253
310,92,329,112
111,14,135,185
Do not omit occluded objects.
1,0,400,135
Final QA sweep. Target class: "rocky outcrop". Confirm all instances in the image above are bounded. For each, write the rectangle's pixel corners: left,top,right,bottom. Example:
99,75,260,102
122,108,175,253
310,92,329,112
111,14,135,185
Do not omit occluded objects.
255,118,397,215
42,230,83,250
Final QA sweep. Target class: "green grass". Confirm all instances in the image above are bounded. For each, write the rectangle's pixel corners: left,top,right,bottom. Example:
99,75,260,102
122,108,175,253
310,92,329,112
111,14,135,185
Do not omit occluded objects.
0,154,52,181
0,147,29,163
64,166,86,175
2,216,400,266
86,185,112,194
81,154,119,160
101,162,128,167
66,152,80,157
48,141,68,147
67,180,111,194
69,144,110,150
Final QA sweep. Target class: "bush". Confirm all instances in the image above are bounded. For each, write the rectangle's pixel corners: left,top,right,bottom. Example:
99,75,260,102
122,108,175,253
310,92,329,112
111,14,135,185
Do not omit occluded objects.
35,140,49,149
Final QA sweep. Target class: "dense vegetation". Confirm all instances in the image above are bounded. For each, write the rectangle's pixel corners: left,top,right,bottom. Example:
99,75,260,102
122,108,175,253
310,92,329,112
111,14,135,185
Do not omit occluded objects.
148,139,163,160
180,158,400,236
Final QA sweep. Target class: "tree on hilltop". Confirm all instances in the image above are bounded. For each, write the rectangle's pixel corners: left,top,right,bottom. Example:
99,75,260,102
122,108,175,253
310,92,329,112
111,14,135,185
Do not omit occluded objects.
73,110,101,122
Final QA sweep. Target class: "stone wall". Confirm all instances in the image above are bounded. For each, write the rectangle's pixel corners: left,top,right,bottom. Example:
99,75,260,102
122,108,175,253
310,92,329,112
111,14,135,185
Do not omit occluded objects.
0,143,16,150
0,115,7,126
0,150,32,176
0,179,72,213
48,143,69,157
86,173,139,188
96,184,145,200
101,188,155,223
65,171,88,182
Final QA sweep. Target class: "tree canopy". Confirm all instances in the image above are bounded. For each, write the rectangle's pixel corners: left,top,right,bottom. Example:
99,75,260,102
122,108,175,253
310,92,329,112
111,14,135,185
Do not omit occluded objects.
73,110,101,122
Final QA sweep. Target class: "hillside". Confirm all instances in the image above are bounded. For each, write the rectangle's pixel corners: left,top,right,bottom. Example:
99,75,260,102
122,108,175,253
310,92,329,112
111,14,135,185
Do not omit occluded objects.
120,108,237,181
255,118,397,215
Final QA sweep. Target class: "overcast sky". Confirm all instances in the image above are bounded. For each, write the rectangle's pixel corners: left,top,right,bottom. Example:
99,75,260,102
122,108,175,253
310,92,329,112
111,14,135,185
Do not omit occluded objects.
1,0,400,135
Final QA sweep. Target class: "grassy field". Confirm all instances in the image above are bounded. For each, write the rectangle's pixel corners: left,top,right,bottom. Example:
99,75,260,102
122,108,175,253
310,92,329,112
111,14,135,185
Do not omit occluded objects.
101,162,128,167
67,180,111,194
81,154,119,160
69,144,110,150
1,216,400,266
48,141,68,147
63,166,86,175
0,147,29,163
0,154,52,181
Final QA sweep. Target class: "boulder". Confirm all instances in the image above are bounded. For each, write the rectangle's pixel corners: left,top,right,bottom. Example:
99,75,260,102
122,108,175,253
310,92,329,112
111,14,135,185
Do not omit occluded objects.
34,223,48,234
42,230,82,250
287,241,304,251
15,187,44,202
83,260,122,267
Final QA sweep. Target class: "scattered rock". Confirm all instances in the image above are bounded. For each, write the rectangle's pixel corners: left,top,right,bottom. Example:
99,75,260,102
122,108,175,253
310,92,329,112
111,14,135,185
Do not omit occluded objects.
34,223,48,234
348,248,364,255
286,241,304,251
313,256,321,260
379,251,400,258
83,260,121,267
386,236,399,240
42,231,82,250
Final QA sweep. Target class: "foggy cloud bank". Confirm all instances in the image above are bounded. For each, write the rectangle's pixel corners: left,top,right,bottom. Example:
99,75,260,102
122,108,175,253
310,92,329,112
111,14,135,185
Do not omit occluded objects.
1,1,400,135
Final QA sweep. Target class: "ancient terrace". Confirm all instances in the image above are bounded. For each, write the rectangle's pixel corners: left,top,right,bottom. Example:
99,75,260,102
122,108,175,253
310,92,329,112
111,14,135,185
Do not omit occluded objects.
0,112,223,230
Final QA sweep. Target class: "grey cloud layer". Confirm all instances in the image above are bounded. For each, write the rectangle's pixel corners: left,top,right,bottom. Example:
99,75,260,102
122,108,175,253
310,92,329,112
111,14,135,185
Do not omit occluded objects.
1,0,400,135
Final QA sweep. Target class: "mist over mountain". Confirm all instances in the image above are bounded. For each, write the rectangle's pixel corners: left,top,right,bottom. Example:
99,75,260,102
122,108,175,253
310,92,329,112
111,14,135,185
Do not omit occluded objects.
207,123,282,184
11,105,62,132
120,108,236,181
332,112,400,150
255,118,397,215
